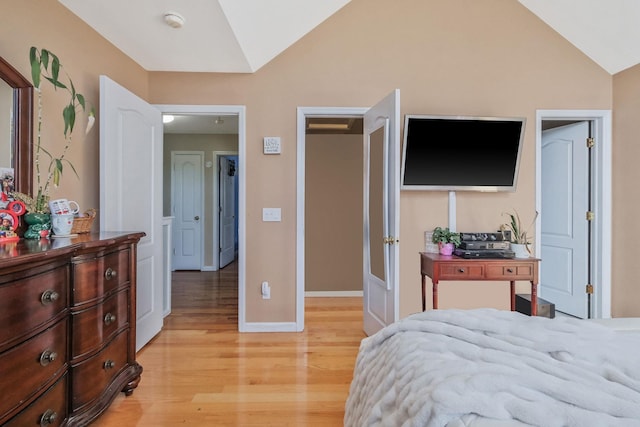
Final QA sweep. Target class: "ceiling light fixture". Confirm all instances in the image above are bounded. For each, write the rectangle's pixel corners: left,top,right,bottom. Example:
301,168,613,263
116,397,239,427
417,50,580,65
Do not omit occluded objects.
164,12,185,29
214,116,224,125
162,114,174,124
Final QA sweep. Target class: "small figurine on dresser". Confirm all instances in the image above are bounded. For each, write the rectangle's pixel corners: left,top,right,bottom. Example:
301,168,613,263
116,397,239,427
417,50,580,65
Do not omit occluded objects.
0,201,25,242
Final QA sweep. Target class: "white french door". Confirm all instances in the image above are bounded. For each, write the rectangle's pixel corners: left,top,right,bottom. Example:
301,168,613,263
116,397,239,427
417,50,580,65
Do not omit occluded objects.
363,90,400,336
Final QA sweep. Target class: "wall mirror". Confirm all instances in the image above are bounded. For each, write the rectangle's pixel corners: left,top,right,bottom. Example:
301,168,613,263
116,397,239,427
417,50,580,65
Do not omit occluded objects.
0,55,33,197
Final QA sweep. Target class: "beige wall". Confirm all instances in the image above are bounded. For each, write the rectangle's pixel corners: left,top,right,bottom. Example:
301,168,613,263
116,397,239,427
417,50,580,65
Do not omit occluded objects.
612,64,640,317
4,0,631,322
0,0,147,215
163,133,238,268
305,133,363,292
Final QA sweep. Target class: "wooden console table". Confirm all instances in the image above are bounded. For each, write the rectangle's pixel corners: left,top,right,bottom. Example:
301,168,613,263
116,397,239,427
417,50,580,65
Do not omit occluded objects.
420,252,540,315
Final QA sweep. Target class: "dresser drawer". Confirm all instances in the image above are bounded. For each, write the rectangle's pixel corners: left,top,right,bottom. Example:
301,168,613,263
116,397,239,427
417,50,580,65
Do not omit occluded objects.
71,330,129,411
0,318,68,418
72,249,130,305
486,263,535,280
0,266,68,349
72,289,129,359
4,374,68,427
439,264,484,279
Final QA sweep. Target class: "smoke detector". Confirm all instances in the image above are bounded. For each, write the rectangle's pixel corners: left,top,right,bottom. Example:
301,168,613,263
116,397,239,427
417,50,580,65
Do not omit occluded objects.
164,12,185,29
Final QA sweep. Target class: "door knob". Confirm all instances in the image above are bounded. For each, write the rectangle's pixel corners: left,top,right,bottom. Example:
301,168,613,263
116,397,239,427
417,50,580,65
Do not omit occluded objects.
194,216,200,220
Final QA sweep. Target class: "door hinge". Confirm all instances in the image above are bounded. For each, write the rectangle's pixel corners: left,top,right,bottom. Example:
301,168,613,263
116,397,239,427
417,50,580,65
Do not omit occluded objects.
586,211,595,221
586,137,595,148
586,284,594,294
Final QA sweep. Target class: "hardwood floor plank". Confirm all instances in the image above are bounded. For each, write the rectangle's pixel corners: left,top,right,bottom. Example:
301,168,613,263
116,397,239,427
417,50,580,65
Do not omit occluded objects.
92,264,364,426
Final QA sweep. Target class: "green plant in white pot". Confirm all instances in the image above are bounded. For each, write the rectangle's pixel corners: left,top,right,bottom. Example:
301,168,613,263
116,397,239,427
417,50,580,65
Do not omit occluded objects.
432,226,461,256
501,209,538,258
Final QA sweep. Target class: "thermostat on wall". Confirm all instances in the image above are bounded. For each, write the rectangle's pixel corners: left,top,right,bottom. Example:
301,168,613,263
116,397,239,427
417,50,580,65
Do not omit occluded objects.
263,136,281,154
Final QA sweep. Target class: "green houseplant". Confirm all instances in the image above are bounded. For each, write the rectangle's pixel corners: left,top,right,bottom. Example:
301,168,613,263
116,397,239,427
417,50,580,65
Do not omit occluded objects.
12,46,95,215
501,209,538,258
432,226,461,255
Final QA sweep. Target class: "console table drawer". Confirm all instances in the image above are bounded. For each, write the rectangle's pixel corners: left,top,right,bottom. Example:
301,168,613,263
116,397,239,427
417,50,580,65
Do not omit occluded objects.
72,289,129,359
439,264,484,279
0,318,68,418
486,264,535,279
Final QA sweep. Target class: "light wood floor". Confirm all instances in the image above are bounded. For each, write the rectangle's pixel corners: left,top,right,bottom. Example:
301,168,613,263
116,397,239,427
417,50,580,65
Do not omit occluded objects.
92,263,365,426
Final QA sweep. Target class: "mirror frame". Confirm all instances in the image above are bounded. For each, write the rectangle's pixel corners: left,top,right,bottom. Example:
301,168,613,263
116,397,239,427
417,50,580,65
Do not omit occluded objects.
0,55,33,196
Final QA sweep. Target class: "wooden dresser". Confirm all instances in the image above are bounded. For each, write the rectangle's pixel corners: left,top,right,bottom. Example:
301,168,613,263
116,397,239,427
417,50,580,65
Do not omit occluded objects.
0,232,144,426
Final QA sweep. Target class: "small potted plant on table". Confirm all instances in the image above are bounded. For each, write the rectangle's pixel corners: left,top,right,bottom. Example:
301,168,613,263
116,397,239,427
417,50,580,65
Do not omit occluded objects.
501,209,538,258
432,226,461,256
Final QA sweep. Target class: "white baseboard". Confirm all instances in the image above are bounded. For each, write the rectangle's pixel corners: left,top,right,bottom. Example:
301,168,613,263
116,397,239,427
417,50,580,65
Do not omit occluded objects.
200,266,216,272
304,290,363,297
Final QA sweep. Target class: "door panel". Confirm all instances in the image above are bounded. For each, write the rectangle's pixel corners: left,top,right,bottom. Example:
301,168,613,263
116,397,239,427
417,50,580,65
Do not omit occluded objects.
541,122,589,317
100,75,163,351
363,90,400,336
172,152,203,270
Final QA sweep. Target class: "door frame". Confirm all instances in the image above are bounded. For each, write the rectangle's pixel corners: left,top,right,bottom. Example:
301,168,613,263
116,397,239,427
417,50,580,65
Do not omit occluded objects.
535,110,612,318
156,104,247,330
212,150,239,271
296,106,368,331
171,150,205,271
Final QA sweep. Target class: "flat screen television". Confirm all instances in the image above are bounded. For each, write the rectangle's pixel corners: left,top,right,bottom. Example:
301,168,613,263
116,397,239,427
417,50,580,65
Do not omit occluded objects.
400,114,526,192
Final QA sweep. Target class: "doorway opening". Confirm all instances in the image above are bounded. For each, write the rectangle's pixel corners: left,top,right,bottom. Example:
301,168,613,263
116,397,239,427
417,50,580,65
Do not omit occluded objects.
296,107,368,331
535,110,612,319
158,104,247,330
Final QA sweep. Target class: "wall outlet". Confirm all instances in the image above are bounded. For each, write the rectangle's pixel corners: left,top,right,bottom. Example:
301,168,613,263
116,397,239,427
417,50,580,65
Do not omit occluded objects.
261,281,271,299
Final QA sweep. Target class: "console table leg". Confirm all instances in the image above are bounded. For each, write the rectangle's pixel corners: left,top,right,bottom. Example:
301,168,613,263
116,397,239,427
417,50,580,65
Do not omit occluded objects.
531,281,538,316
433,280,438,310
510,281,515,311
421,275,426,312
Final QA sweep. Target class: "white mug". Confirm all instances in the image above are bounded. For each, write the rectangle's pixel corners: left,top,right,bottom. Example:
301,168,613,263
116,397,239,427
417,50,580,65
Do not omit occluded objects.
52,213,74,236
49,199,80,215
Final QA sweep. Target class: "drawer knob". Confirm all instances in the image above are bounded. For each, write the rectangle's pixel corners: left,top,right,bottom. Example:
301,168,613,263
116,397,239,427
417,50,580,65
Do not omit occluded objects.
39,349,58,366
104,313,117,325
104,359,116,370
105,267,117,280
40,290,59,305
39,409,57,426
458,268,465,273
507,268,514,273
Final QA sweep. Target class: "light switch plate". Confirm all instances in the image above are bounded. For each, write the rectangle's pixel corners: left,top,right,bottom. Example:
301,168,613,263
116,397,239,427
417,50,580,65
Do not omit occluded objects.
263,137,281,154
262,208,281,222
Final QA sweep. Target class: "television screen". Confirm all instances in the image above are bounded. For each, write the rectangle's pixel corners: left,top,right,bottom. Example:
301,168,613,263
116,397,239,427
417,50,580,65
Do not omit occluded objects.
400,114,526,192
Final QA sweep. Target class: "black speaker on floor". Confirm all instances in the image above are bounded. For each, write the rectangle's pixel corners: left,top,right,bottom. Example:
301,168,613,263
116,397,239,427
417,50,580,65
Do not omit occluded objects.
516,294,555,318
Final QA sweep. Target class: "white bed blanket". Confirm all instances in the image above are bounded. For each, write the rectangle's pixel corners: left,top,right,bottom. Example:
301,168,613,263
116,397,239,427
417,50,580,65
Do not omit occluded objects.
344,309,640,427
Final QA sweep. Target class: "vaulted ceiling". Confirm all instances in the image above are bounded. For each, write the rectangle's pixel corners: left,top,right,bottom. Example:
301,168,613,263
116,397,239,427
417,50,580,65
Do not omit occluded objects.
59,0,640,75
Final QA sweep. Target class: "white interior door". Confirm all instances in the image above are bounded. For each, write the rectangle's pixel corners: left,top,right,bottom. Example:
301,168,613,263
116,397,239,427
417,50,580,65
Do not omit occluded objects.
219,156,236,268
172,152,203,270
363,90,400,336
100,75,163,351
540,122,589,317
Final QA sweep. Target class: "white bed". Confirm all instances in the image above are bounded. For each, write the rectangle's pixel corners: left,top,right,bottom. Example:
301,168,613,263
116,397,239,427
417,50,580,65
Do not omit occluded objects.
344,309,640,427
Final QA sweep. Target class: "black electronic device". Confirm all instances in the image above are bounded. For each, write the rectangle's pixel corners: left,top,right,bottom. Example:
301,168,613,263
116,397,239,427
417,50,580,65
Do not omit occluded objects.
454,248,515,259
400,114,526,192
458,241,510,250
460,231,511,242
